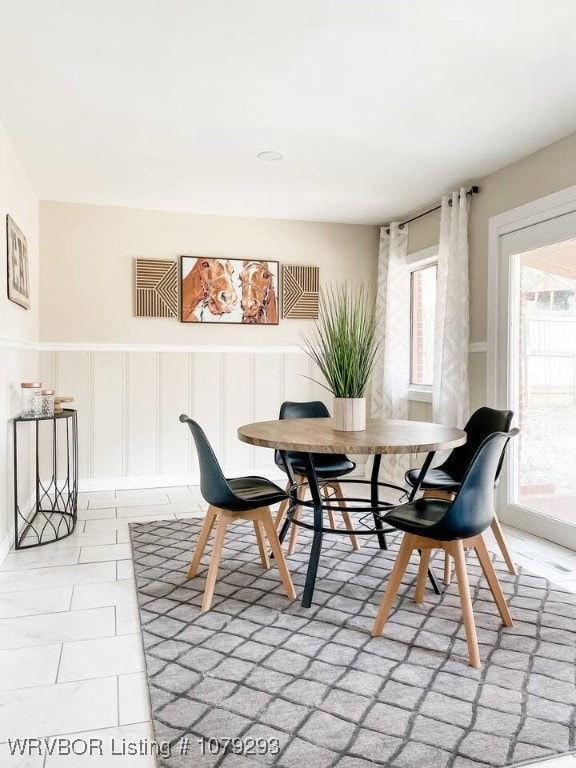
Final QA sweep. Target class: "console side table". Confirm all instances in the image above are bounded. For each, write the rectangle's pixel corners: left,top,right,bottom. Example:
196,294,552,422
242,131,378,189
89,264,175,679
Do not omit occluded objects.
13,408,78,549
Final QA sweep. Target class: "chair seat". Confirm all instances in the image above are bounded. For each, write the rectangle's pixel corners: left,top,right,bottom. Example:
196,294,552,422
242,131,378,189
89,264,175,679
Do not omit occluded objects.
287,455,356,479
227,476,288,507
405,467,460,491
383,498,454,541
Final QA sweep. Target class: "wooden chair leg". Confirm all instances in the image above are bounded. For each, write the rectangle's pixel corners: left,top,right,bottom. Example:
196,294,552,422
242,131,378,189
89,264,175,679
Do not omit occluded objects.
188,505,218,578
490,515,517,575
321,485,337,528
450,539,481,668
274,481,292,529
253,521,270,570
287,482,306,555
201,512,231,612
372,534,415,636
341,510,361,550
415,548,432,603
444,553,452,585
287,504,302,555
259,510,296,600
274,500,288,529
473,535,513,627
333,481,360,550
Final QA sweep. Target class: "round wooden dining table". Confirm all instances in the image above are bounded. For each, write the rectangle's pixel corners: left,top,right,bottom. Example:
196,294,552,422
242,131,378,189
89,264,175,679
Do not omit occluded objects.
238,417,466,607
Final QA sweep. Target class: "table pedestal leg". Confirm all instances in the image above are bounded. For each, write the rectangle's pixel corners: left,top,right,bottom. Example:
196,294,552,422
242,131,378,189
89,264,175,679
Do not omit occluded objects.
301,453,323,608
302,516,323,609
371,454,387,550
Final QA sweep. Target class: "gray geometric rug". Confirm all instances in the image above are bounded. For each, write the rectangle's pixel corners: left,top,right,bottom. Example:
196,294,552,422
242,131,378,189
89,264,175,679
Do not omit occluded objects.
129,518,576,768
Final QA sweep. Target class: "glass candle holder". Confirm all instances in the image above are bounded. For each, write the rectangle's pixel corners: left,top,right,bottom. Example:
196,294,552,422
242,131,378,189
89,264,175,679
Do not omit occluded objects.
41,389,55,417
20,382,42,418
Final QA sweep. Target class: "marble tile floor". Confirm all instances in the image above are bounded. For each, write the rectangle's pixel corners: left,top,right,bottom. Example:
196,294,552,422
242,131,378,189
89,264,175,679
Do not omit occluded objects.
0,485,575,768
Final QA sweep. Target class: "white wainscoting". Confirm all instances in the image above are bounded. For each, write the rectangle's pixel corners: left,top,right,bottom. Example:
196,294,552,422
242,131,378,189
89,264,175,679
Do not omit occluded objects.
39,346,335,490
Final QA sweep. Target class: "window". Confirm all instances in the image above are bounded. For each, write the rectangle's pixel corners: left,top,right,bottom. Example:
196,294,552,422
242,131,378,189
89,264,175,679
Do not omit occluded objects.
410,264,437,385
406,247,438,399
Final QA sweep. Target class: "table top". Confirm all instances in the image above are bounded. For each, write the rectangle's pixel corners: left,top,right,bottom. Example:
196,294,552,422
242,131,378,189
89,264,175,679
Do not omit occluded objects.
14,408,77,423
237,417,466,455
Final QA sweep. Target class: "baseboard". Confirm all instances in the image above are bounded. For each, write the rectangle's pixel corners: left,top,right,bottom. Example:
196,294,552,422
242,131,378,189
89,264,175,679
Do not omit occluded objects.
79,473,202,492
78,462,368,492
79,469,281,492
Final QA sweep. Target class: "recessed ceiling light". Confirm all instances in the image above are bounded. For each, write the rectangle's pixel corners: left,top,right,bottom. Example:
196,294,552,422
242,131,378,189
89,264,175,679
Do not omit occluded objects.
257,150,285,161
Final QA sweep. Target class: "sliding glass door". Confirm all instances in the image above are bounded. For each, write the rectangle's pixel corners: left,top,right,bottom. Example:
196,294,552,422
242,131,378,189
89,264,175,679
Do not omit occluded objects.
493,209,576,548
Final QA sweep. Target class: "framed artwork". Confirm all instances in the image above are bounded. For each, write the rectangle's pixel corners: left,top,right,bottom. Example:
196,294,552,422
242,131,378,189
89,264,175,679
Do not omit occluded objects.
134,258,178,317
282,264,319,319
180,257,279,324
6,215,30,309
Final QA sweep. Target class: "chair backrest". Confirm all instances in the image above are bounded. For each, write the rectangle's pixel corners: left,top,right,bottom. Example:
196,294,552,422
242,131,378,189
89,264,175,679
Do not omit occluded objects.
279,400,330,421
179,415,237,508
438,428,519,540
273,400,345,470
440,406,514,483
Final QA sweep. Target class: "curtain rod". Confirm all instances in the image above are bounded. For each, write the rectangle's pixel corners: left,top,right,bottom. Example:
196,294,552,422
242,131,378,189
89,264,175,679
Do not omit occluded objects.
385,185,480,234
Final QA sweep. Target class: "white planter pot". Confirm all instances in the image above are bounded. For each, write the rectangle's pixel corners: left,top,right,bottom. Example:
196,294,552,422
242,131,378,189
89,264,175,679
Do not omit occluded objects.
333,398,366,431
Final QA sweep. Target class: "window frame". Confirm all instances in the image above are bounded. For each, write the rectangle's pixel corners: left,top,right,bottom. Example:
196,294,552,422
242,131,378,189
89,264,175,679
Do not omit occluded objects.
406,246,438,403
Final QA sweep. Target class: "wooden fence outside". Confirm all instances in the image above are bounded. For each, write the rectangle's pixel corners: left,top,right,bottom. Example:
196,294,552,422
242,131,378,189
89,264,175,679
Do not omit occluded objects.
523,311,576,405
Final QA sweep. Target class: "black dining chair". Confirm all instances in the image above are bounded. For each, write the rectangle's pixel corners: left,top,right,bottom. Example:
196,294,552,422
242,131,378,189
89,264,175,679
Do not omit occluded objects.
273,400,360,553
179,415,296,612
405,407,516,580
372,428,519,668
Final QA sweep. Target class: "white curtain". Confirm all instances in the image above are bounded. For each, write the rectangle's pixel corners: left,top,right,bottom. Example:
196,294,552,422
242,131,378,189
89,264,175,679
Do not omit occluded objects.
369,222,410,483
432,188,470,427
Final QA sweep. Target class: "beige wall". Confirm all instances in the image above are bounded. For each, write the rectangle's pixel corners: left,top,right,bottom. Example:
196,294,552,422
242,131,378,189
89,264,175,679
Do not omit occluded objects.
39,201,379,345
406,131,576,409
0,119,39,556
38,201,378,486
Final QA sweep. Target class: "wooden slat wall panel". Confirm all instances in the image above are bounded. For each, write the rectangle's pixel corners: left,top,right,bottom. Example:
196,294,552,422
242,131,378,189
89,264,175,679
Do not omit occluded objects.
134,259,178,318
282,264,320,319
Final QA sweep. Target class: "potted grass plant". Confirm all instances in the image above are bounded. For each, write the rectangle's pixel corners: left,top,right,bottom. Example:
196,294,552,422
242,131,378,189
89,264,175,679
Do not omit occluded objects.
301,282,381,431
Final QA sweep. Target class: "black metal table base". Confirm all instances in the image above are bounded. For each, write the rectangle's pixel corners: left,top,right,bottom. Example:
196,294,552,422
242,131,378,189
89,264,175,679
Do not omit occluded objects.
13,410,79,549
278,449,442,608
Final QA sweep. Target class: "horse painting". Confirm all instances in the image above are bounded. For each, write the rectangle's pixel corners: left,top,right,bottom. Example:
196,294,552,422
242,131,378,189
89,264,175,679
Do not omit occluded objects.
238,260,278,324
181,258,237,322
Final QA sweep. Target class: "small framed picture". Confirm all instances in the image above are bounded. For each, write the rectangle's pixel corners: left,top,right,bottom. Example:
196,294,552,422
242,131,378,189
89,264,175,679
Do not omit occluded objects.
6,215,30,309
180,257,279,324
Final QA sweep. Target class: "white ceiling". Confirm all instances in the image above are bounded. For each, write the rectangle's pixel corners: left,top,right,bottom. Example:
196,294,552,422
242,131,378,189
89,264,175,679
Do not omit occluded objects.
2,1,576,225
